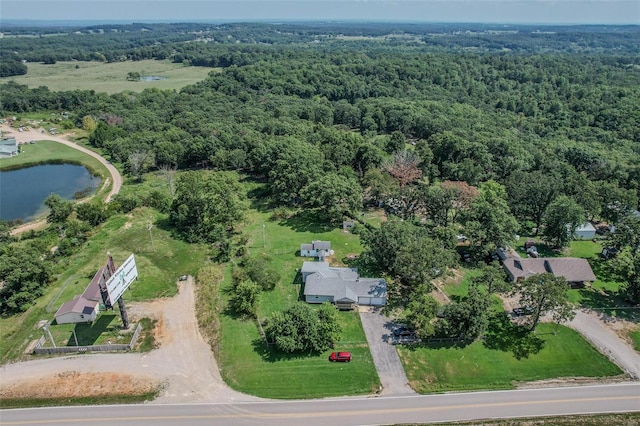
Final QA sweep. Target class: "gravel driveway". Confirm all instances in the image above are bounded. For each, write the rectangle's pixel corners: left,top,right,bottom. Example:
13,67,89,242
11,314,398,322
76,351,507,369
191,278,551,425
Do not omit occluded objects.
0,279,260,403
359,308,416,395
568,309,640,380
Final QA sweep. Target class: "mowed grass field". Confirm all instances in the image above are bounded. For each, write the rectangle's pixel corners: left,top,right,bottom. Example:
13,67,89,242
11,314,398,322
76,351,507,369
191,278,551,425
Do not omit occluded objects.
398,323,623,393
218,185,380,398
1,60,216,94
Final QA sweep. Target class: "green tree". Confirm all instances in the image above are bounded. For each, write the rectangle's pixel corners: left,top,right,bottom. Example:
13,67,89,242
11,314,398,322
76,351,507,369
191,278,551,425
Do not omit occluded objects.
170,171,246,244
362,219,456,300
265,303,341,353
438,283,491,339
44,194,74,224
511,273,575,332
472,261,510,294
82,115,97,132
300,173,362,223
608,212,640,303
402,291,439,339
462,181,517,256
229,279,261,316
542,195,585,249
243,256,281,291
506,170,561,235
76,201,109,226
0,247,53,314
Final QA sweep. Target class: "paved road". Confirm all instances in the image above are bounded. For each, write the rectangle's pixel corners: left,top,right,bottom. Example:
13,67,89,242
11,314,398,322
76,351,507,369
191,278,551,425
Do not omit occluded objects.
359,308,415,395
2,383,639,425
2,124,122,236
568,310,640,380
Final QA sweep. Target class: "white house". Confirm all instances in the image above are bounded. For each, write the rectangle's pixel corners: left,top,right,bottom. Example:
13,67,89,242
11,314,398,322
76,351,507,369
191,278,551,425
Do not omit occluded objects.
301,261,386,308
300,240,332,261
54,295,99,324
575,222,596,240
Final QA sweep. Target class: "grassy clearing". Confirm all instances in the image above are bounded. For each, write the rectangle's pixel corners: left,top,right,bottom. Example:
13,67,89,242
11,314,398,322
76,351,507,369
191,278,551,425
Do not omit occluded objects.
398,322,622,394
0,390,160,409
0,206,207,363
217,184,380,398
629,328,640,352
1,60,215,94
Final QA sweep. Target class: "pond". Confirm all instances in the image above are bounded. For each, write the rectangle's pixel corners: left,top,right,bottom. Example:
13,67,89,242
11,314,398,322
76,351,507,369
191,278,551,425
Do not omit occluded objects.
0,163,101,222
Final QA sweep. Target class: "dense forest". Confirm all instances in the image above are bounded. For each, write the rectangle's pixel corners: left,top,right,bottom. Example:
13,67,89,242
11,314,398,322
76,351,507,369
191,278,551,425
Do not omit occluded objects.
1,22,640,318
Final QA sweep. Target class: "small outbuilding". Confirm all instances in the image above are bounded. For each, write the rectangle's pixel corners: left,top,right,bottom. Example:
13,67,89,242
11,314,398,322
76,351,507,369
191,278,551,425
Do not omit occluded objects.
300,240,332,261
575,222,596,240
0,137,18,158
54,295,99,325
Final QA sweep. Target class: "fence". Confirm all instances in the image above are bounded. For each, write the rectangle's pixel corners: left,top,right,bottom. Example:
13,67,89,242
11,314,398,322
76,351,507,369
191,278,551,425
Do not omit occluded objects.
33,323,143,355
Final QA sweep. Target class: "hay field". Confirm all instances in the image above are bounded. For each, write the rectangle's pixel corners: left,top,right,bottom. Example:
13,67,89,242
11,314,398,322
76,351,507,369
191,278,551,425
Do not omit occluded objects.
1,60,216,94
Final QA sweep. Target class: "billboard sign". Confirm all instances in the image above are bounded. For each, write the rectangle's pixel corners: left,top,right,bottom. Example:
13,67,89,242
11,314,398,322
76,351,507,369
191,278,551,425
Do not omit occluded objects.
104,254,138,305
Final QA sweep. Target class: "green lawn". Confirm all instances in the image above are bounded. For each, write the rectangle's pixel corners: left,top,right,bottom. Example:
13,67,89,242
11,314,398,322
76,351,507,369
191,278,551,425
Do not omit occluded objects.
1,60,215,94
629,328,640,352
0,206,207,363
217,187,380,398
398,323,622,393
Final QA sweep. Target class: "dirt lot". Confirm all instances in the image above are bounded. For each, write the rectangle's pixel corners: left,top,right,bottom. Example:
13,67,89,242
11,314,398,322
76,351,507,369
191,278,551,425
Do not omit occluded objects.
0,279,260,403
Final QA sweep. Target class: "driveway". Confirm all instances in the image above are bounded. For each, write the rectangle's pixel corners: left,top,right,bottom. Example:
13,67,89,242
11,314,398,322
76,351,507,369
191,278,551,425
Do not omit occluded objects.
568,309,640,380
359,308,415,395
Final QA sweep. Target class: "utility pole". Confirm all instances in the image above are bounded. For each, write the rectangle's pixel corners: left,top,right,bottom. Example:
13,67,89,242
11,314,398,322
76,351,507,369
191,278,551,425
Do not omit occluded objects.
72,328,79,346
43,325,56,348
147,222,154,251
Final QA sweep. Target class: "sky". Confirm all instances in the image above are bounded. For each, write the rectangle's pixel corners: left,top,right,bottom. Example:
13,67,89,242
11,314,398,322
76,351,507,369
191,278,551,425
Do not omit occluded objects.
1,0,638,25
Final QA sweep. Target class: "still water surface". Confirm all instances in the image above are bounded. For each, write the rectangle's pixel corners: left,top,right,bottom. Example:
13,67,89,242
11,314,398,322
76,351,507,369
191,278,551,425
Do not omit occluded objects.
0,163,101,222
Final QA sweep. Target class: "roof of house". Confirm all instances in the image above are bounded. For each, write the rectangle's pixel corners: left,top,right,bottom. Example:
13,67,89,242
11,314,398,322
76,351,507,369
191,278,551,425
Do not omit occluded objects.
312,240,331,250
83,267,106,302
0,138,17,154
503,257,596,283
303,262,386,302
301,261,331,274
55,295,98,317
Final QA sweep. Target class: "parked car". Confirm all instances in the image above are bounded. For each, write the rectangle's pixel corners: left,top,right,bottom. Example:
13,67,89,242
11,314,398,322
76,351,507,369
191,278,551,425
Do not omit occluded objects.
329,351,351,362
512,306,534,317
393,326,415,337
179,275,188,281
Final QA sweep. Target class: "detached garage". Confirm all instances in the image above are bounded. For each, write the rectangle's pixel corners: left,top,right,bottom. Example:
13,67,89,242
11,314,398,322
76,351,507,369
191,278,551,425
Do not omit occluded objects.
575,222,596,240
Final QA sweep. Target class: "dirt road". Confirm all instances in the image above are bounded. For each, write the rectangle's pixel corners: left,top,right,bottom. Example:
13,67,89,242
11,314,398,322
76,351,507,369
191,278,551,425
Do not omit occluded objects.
0,279,259,403
568,309,640,380
2,124,122,236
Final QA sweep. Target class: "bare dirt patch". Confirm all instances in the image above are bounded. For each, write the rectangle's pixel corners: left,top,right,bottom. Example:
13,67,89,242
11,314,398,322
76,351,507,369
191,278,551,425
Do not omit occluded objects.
0,372,158,400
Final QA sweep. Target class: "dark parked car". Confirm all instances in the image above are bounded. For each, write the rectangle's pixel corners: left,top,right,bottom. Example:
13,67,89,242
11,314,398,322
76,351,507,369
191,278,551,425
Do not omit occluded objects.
329,351,351,362
393,327,415,337
512,306,534,316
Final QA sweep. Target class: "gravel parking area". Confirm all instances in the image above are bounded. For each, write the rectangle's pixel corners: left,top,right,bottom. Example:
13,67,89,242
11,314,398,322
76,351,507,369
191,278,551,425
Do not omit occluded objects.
359,308,416,395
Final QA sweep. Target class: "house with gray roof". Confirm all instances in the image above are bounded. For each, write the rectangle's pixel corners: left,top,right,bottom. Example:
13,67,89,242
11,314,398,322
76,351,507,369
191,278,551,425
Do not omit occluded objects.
300,240,332,260
503,257,596,286
0,137,18,158
302,261,386,309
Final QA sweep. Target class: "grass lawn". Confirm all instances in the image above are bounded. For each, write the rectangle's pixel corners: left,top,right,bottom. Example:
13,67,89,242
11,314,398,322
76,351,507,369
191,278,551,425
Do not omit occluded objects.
1,60,215,94
0,206,207,363
217,184,380,398
629,328,640,352
398,322,622,393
